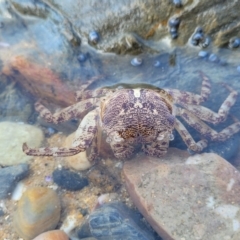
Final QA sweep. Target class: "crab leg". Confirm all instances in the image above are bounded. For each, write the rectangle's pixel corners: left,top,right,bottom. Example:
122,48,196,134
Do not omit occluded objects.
35,98,98,124
174,118,208,152
23,109,99,156
165,71,211,105
142,136,169,157
178,84,238,124
176,107,240,142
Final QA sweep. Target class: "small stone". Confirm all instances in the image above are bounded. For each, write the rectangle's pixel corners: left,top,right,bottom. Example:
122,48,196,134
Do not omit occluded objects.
208,53,219,62
153,60,161,67
172,0,182,7
77,53,88,63
131,57,143,66
88,31,99,45
13,187,61,240
0,163,29,199
237,66,240,73
198,50,208,58
229,37,240,49
52,168,88,191
168,17,180,28
77,202,156,239
65,132,92,171
0,122,44,165
33,230,69,240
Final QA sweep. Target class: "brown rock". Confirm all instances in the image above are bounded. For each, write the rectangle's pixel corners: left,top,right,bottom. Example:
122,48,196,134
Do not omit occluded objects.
123,148,240,240
2,56,75,107
13,187,61,240
33,230,69,240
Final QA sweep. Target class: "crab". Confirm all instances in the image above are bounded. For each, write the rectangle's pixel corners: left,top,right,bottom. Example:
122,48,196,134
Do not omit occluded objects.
23,71,240,160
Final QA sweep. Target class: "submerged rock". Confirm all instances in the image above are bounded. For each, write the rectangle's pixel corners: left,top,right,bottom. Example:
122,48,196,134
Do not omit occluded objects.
13,187,61,240
77,202,156,240
52,168,89,191
0,163,29,199
0,122,44,165
123,148,240,240
33,230,69,240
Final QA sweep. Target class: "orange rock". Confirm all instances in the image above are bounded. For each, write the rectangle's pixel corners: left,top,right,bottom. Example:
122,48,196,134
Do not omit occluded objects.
13,187,61,240
33,230,69,240
2,56,75,107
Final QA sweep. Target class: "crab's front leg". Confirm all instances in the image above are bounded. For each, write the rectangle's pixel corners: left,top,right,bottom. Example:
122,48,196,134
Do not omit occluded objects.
142,136,169,157
23,109,99,156
35,98,97,124
165,71,211,105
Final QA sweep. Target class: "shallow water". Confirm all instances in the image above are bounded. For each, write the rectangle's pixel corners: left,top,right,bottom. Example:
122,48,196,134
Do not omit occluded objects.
1,0,240,239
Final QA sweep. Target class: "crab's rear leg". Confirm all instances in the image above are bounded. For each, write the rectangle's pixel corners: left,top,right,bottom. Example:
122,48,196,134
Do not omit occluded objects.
176,107,240,142
23,109,99,156
179,83,238,124
165,71,211,105
174,118,208,152
35,98,97,124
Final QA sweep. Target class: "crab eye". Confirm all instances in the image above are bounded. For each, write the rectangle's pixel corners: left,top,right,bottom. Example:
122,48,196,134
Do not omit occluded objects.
157,134,165,141
114,135,124,143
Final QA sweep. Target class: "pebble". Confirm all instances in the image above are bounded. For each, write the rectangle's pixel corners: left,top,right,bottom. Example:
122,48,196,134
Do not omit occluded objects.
130,57,143,66
33,230,69,240
229,37,240,48
201,36,211,48
168,17,180,28
52,168,88,191
237,66,240,73
208,53,219,62
65,132,92,171
77,202,156,240
88,31,99,44
77,53,88,63
198,50,208,58
13,187,61,240
0,122,44,165
172,0,182,7
0,163,29,199
153,60,161,67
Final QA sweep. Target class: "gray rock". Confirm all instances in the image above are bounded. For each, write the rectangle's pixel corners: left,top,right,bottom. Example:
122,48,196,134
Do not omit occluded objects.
77,203,157,240
43,0,240,53
123,149,240,240
0,163,29,199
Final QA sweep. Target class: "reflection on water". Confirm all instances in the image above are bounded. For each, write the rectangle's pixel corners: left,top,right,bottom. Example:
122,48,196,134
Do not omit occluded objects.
1,1,240,239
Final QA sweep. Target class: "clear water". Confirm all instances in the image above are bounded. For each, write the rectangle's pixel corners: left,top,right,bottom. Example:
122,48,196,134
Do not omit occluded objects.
1,0,240,239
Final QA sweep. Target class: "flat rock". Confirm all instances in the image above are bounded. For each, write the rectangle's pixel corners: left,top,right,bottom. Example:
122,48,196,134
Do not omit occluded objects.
0,163,29,199
123,148,240,240
0,122,44,165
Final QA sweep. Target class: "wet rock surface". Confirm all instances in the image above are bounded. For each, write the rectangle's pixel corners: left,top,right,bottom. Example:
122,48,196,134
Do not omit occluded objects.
53,168,89,191
44,0,240,52
0,163,29,199
123,148,240,240
77,202,157,240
